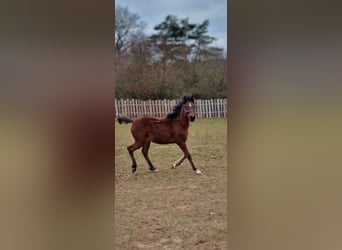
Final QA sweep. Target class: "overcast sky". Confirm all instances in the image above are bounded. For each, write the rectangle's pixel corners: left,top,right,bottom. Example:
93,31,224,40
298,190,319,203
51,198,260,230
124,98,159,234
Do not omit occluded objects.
115,0,227,51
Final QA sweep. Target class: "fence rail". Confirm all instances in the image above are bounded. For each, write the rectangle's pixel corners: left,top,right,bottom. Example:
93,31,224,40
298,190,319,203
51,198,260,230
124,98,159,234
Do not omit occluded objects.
115,98,227,118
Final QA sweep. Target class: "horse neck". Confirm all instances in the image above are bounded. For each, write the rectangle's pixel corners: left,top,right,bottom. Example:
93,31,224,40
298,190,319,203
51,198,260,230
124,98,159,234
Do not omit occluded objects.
178,106,189,128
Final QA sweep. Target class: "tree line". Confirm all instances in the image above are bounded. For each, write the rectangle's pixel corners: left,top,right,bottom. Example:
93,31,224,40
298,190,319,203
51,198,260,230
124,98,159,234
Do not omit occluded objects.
115,6,227,100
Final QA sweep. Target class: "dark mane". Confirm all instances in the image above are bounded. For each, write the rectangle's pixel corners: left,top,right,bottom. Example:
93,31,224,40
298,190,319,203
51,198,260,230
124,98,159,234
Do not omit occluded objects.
166,99,183,119
167,94,194,119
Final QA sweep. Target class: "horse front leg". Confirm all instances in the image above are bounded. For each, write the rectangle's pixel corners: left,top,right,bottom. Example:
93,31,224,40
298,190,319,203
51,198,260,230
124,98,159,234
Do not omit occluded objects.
176,141,201,175
172,155,186,169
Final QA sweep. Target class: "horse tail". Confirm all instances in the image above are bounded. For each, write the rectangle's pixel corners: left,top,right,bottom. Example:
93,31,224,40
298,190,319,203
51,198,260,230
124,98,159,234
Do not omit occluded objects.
117,115,133,124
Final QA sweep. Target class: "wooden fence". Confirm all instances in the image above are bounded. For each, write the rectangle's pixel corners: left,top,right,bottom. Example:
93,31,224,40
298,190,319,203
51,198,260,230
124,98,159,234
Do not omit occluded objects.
115,98,227,118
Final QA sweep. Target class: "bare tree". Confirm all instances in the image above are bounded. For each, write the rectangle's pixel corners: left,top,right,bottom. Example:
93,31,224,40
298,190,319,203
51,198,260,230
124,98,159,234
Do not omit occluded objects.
115,6,146,64
115,12,227,99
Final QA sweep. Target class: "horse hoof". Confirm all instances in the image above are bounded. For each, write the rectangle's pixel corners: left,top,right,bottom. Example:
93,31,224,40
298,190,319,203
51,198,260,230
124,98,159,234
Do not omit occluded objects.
151,168,159,173
172,163,176,169
196,169,202,175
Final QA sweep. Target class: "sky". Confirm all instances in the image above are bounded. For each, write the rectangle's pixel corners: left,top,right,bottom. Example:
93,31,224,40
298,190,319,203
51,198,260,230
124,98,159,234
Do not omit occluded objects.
115,0,227,51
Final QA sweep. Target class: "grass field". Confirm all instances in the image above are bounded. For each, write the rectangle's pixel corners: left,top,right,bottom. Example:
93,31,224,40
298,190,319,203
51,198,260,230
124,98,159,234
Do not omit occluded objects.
115,118,227,249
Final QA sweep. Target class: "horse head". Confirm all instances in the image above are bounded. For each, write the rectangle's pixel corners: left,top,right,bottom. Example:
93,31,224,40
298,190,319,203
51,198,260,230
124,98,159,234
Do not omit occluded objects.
182,94,195,122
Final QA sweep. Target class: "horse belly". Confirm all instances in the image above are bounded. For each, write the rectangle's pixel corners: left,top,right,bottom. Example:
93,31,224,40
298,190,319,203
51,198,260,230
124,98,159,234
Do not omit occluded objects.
151,136,175,144
143,120,177,144
149,131,175,144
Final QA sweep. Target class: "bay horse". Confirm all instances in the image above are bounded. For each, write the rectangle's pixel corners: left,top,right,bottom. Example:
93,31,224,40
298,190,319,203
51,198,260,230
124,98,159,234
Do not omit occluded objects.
117,94,201,175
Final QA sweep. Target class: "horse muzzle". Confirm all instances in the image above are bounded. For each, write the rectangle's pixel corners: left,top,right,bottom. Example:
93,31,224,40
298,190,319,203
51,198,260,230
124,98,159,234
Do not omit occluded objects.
189,113,195,122
185,107,195,122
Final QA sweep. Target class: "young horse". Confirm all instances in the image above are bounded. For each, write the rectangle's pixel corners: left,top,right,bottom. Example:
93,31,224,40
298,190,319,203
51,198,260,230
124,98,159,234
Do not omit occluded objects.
117,94,201,175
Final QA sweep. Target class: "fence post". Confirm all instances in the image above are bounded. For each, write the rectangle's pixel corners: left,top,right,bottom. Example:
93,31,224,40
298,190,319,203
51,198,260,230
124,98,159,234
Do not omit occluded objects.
143,100,146,116
135,99,138,118
201,99,204,118
203,99,206,118
132,99,135,118
122,99,125,115
212,99,215,118
158,99,161,117
164,99,167,114
198,100,202,118
224,99,227,117
114,98,119,118
196,100,199,118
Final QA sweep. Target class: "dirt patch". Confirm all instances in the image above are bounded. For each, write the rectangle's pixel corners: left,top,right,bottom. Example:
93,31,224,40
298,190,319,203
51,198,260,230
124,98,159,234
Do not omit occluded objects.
115,118,227,249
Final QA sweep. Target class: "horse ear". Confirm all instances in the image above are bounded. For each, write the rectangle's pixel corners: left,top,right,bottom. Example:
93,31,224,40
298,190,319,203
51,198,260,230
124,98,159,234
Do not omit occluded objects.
182,95,187,103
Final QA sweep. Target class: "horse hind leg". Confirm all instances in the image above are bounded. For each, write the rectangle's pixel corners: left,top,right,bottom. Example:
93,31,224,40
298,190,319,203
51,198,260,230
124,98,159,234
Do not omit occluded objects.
142,141,159,173
127,142,143,173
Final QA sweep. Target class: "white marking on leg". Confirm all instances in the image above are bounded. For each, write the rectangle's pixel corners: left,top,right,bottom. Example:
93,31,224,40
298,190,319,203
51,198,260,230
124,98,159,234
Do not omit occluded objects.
172,156,184,169
196,169,202,175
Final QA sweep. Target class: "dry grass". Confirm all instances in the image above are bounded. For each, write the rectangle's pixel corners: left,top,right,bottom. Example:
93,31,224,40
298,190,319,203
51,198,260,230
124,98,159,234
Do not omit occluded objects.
115,118,227,249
